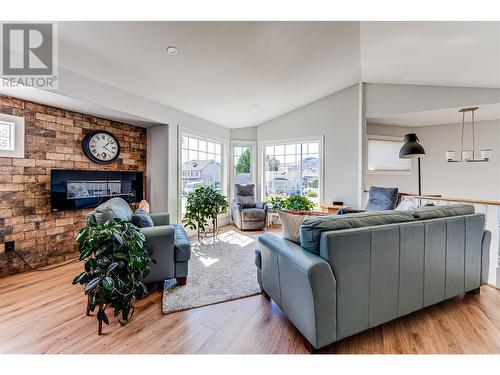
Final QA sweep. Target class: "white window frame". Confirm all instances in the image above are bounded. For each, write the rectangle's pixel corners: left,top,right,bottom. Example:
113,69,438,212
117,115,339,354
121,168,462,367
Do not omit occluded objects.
0,114,24,158
229,140,257,201
177,127,230,221
366,135,412,175
258,135,324,205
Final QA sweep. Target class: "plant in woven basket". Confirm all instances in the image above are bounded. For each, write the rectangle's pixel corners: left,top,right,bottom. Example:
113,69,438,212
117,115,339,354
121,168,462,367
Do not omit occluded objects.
184,185,229,237
266,194,287,211
281,194,315,211
73,218,149,335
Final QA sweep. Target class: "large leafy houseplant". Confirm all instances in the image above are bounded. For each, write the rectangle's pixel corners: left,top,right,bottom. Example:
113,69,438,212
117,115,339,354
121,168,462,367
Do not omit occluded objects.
184,185,229,239
73,218,149,335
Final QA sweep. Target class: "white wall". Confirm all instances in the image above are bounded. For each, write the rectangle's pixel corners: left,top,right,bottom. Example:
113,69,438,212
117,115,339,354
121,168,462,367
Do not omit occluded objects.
365,123,419,194
257,84,362,207
365,83,500,118
230,126,257,141
147,125,169,212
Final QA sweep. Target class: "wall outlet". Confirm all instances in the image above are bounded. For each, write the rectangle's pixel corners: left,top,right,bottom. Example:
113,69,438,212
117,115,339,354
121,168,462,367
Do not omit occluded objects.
5,241,15,253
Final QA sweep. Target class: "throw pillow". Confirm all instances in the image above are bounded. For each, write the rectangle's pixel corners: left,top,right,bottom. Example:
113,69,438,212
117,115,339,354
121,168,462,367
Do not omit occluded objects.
395,198,418,211
278,210,328,244
138,199,150,213
131,208,154,228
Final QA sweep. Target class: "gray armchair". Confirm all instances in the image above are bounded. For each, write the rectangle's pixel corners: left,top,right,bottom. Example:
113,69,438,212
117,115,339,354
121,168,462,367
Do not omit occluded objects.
86,197,191,286
231,184,268,230
338,186,400,215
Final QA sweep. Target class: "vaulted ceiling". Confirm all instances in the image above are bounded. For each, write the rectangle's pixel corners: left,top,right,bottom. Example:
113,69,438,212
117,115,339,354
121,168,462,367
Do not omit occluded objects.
23,21,500,128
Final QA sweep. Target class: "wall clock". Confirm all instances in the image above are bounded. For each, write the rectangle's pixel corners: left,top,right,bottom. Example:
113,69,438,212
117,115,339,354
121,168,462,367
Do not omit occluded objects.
82,130,121,164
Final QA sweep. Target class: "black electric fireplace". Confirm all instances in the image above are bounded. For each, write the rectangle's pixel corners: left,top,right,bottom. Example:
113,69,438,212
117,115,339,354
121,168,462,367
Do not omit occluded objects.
51,169,143,212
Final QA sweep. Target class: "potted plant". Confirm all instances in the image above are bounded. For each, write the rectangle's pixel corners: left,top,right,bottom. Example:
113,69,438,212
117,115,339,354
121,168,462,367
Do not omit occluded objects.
267,194,316,212
184,185,229,240
281,194,316,211
72,218,149,335
266,193,287,211
274,194,325,243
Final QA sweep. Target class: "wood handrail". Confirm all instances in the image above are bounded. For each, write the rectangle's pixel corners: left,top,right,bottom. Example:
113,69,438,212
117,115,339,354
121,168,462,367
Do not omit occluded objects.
363,190,500,207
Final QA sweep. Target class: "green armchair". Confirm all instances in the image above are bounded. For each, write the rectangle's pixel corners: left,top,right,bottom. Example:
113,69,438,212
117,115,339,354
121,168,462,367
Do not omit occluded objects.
86,197,191,285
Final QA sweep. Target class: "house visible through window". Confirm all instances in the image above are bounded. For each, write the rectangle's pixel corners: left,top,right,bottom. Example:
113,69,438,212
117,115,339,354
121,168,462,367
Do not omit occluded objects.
180,134,223,215
263,140,320,207
367,137,410,172
0,121,14,151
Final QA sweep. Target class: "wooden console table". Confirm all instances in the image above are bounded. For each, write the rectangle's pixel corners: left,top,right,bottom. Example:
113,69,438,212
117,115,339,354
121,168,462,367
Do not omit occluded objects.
320,204,351,214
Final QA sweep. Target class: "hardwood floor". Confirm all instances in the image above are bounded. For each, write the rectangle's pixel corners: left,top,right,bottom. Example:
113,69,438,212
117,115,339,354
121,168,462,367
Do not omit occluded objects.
1,226,499,354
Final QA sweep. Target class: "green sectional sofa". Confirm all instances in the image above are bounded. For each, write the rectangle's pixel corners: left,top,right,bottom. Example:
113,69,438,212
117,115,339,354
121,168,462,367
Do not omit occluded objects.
255,204,491,350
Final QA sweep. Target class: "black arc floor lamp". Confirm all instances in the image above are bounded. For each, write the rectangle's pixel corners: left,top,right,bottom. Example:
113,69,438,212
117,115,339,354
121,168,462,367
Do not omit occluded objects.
399,133,426,196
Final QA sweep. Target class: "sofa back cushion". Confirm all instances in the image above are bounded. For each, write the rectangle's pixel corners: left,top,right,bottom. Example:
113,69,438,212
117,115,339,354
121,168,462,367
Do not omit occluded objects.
300,210,416,254
411,203,475,220
86,197,133,225
365,186,399,211
235,184,256,208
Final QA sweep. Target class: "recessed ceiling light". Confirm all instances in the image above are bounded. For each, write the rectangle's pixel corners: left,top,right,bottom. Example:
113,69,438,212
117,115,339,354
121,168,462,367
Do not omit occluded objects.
166,46,178,55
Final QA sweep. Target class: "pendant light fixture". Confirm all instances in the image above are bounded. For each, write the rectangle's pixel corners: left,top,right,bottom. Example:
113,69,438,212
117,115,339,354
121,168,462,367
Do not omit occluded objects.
446,107,492,163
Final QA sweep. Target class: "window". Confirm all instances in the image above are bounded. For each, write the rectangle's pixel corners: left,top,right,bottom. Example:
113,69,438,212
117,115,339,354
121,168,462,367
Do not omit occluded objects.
180,134,223,215
367,137,410,173
0,121,14,151
233,145,253,185
263,140,320,207
0,114,24,158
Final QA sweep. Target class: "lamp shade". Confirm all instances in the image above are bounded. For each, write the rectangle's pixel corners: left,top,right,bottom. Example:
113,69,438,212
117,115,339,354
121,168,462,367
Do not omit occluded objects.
399,133,426,159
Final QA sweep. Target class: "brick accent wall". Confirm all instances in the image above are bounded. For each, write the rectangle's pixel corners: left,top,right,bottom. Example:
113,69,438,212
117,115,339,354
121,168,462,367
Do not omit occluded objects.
0,95,147,278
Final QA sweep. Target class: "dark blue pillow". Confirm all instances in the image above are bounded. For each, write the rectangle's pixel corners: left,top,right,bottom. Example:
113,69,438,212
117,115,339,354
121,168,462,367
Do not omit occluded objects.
131,208,154,228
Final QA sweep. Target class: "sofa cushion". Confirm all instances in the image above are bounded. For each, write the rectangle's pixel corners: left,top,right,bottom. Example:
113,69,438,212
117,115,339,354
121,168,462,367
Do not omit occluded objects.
131,208,154,228
411,203,475,220
300,210,416,254
86,197,133,225
235,184,256,208
235,184,255,196
241,208,266,221
236,195,256,208
172,224,191,262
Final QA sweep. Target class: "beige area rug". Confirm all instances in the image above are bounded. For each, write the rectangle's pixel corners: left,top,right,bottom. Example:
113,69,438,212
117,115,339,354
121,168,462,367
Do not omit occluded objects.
162,230,261,314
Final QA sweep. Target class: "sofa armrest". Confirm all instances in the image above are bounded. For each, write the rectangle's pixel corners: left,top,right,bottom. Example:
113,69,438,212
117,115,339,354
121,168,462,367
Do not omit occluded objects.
140,225,174,239
231,202,242,225
232,202,242,210
140,225,175,283
149,212,170,226
481,230,491,285
256,201,268,211
258,232,337,349
337,208,364,215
